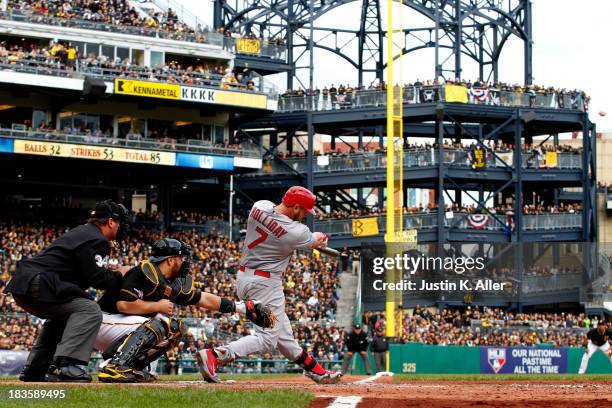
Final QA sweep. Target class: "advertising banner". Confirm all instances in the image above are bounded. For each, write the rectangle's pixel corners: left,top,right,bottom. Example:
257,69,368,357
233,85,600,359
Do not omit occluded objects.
175,152,234,170
0,136,14,153
480,347,568,374
13,139,176,166
115,79,180,100
114,79,269,109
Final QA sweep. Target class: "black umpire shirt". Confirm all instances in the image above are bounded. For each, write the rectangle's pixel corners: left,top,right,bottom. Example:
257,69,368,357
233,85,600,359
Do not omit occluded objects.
4,223,122,303
371,334,389,353
346,330,369,352
586,327,612,347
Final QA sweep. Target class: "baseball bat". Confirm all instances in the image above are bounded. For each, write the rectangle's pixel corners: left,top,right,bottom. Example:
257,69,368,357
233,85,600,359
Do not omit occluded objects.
318,246,340,257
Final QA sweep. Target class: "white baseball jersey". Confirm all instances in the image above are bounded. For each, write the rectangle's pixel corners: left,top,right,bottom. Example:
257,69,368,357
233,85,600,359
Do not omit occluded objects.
240,200,314,275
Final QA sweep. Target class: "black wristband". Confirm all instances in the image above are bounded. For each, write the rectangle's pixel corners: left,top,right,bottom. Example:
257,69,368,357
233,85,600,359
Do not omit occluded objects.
219,297,236,313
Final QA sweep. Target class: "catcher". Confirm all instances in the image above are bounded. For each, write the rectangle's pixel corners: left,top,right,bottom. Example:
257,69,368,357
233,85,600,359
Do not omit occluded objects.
95,238,275,382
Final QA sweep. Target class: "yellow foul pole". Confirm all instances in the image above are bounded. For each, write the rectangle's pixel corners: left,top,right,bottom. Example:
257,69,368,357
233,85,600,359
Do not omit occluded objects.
385,0,404,344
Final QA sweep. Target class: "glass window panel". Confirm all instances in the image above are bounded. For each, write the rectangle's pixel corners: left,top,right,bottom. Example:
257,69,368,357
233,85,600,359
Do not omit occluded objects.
116,47,129,62
85,43,99,57
101,45,114,59
150,51,164,68
214,125,224,144
32,110,47,129
131,49,144,66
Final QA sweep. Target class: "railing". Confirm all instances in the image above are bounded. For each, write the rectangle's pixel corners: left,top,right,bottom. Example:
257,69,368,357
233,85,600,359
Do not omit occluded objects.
315,213,438,237
522,272,583,294
521,152,583,169
448,213,507,231
470,320,588,334
277,85,587,112
254,149,582,176
0,9,288,60
315,212,583,237
227,37,287,61
0,128,261,158
523,213,582,231
0,9,223,46
0,57,275,96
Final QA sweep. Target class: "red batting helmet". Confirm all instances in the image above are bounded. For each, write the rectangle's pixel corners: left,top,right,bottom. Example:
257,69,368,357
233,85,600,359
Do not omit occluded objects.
282,186,316,215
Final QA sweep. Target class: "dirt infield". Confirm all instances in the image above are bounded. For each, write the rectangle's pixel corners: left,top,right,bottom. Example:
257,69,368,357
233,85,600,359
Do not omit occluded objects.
207,375,612,407
2,375,611,407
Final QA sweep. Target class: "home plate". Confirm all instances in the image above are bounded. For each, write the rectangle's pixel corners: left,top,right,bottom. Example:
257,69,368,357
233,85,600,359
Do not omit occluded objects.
353,372,394,384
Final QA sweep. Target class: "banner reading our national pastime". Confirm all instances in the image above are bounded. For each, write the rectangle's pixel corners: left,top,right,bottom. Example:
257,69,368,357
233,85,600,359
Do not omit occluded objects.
481,347,568,374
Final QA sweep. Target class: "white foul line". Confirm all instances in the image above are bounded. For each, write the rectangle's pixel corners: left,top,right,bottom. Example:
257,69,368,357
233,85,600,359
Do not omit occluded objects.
326,396,362,408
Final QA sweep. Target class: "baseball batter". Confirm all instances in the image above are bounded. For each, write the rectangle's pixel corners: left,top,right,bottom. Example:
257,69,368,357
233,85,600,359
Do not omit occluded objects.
95,238,274,383
196,186,342,384
578,320,611,374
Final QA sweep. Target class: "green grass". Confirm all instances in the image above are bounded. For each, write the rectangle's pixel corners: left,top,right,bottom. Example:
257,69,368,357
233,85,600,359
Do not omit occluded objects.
394,373,612,381
0,373,302,382
0,384,313,408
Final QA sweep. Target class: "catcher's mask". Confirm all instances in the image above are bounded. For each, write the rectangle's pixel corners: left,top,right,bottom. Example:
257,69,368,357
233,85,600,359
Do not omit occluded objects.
149,238,193,277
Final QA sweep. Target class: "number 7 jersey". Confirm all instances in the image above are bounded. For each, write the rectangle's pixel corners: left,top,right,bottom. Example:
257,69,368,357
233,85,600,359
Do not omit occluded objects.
240,200,314,276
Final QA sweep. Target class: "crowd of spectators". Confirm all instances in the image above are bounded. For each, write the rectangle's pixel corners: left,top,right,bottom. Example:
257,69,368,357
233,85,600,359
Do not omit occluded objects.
363,306,603,347
5,0,287,55
316,203,582,222
0,41,260,92
0,215,601,367
0,219,343,358
279,78,590,112
275,141,582,160
3,121,246,155
172,211,226,225
265,141,583,175
5,1,210,42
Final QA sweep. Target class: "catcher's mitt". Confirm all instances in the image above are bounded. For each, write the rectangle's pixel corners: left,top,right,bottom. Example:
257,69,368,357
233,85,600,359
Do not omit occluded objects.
245,300,276,328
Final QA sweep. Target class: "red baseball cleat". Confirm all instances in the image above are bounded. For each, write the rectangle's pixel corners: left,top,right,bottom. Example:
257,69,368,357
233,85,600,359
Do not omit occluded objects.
196,349,221,383
304,370,343,384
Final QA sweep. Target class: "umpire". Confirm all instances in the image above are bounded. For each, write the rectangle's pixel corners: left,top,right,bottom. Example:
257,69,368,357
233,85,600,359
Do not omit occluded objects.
4,200,128,382
371,325,389,373
341,324,372,375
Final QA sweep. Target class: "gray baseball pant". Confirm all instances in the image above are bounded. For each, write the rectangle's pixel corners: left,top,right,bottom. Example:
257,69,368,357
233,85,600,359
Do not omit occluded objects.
217,272,303,361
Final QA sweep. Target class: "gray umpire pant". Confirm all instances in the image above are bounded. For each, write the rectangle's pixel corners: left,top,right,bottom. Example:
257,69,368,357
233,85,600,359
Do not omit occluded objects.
341,351,372,375
373,352,386,373
12,276,103,371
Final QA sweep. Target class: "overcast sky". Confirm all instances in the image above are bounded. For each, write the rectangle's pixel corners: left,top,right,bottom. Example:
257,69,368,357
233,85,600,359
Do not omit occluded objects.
178,0,611,131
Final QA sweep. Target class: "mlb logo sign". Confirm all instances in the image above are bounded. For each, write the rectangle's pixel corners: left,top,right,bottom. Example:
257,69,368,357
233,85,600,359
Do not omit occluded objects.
487,348,506,373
